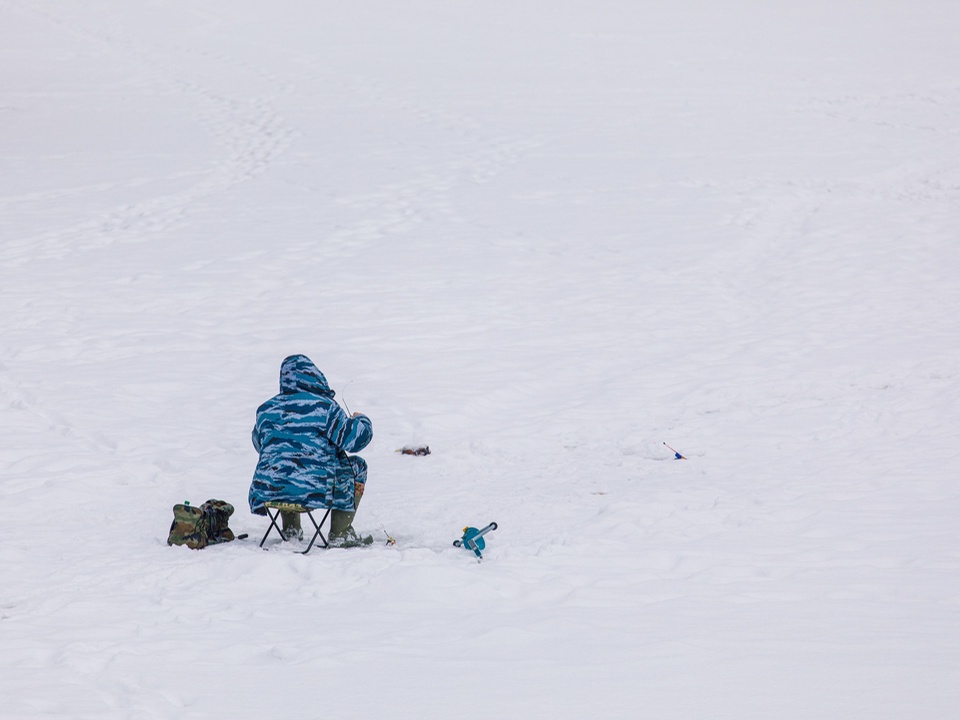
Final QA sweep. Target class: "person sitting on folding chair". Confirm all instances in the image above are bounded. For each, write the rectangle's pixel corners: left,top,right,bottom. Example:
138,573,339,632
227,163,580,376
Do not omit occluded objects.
249,354,374,547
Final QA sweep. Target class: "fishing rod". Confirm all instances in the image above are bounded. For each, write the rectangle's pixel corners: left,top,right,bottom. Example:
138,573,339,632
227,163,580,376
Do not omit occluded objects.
663,442,686,460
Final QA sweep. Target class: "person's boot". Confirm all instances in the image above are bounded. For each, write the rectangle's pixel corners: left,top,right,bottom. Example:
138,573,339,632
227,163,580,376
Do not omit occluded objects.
328,510,373,547
281,511,303,541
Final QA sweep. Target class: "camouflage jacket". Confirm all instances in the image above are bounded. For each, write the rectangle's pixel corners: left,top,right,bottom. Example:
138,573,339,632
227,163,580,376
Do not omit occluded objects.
248,355,372,515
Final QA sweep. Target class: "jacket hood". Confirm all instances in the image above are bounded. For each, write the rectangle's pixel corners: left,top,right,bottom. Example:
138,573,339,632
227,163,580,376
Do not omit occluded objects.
279,355,334,397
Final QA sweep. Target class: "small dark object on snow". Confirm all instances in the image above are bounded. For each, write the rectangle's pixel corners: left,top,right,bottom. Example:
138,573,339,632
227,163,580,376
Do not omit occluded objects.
399,445,431,456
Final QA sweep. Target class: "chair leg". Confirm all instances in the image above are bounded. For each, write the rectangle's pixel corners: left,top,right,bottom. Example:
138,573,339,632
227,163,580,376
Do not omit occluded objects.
299,508,331,554
259,507,285,548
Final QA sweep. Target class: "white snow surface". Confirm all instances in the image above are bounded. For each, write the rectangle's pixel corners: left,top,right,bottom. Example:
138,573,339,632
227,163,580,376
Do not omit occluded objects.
3,1,960,717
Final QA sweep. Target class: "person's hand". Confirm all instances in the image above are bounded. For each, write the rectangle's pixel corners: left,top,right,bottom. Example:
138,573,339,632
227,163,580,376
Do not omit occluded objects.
351,411,363,418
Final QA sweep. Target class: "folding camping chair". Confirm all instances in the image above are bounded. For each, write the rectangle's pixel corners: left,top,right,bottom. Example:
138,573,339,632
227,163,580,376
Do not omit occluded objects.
259,501,331,554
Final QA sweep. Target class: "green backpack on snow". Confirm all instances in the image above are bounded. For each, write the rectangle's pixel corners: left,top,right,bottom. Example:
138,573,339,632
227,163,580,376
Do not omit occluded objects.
167,499,236,549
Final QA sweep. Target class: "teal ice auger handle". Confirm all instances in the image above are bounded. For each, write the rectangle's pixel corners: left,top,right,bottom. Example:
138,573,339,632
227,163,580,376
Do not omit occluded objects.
453,522,498,558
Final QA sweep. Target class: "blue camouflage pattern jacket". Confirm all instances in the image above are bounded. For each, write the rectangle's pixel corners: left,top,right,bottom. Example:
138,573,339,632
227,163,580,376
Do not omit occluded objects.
248,355,372,515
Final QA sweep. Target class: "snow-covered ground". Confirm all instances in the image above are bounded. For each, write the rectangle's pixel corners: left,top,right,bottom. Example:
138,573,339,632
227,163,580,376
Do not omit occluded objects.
3,1,959,717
